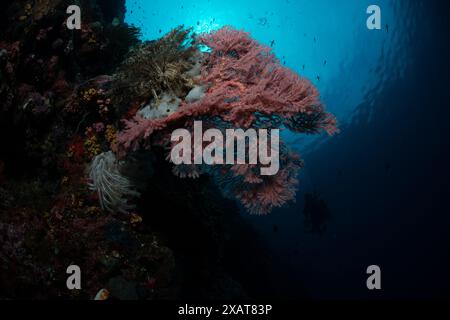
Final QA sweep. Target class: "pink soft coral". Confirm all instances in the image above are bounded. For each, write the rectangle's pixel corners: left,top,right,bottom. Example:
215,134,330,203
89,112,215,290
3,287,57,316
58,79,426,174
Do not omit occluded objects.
115,26,337,214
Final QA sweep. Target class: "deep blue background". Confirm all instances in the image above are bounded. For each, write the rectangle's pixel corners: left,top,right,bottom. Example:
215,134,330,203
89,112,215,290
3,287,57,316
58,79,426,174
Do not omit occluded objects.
125,0,450,299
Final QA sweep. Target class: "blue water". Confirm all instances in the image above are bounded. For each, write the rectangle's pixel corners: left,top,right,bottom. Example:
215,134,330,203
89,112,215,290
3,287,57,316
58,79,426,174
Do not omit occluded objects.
125,0,415,150
125,0,450,299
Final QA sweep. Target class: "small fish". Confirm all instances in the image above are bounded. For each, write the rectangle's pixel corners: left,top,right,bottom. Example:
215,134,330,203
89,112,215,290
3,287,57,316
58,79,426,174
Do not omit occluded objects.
258,17,268,26
270,40,275,47
386,24,389,33
324,60,327,66
316,75,320,81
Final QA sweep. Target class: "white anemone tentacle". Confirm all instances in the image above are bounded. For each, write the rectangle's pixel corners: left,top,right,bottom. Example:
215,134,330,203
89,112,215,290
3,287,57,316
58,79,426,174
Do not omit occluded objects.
87,151,140,213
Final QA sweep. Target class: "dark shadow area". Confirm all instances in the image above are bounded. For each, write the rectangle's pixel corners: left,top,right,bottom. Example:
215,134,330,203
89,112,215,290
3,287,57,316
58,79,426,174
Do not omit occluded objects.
138,149,281,299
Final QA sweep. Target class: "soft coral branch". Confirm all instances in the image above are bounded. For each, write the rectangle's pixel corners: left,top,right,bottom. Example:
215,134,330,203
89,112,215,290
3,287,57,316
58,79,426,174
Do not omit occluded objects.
114,26,338,214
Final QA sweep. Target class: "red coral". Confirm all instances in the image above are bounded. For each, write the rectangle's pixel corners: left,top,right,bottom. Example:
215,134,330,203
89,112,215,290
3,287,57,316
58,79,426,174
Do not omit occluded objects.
235,160,300,214
209,148,303,214
61,136,86,176
230,164,263,184
117,27,336,153
115,26,337,214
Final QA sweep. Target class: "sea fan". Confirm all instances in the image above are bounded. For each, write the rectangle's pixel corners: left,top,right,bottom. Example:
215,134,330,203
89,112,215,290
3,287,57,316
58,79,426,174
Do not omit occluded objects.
115,26,337,214
87,151,139,213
